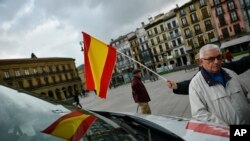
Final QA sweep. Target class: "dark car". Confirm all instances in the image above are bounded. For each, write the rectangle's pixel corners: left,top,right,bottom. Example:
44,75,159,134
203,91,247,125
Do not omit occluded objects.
0,85,229,141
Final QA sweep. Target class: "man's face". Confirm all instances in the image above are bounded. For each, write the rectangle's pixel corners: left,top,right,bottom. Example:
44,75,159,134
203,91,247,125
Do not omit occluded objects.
135,72,141,78
200,49,223,73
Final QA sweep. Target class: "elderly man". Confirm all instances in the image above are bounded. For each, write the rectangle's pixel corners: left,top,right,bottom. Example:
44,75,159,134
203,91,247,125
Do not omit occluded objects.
131,69,151,114
189,44,250,126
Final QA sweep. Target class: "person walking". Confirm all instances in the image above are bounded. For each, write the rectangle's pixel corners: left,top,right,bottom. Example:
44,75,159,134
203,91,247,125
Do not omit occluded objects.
189,44,250,126
74,92,82,108
131,69,151,114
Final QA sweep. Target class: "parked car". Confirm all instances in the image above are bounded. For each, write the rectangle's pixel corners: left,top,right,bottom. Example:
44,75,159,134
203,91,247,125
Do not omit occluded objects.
0,85,229,141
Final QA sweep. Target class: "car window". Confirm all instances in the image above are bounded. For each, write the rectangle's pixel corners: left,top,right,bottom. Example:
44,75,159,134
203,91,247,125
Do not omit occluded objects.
0,86,137,141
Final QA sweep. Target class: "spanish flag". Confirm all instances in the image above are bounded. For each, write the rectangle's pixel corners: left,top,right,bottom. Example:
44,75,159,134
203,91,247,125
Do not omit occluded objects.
41,111,97,141
82,32,117,98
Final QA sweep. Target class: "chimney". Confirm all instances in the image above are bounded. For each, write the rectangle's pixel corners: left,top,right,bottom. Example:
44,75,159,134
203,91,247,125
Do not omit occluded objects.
141,22,145,27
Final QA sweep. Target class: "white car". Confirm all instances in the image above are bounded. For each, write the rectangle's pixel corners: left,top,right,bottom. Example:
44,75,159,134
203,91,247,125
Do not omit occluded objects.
0,85,229,141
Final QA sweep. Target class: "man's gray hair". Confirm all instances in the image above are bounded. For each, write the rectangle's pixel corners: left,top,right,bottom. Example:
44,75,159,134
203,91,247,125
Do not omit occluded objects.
199,44,221,59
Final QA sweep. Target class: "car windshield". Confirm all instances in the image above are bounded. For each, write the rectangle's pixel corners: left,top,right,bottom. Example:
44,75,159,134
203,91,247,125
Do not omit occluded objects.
0,85,184,141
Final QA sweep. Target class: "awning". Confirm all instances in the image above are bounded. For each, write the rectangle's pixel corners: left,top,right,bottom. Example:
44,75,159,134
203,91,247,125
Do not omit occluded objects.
220,35,250,49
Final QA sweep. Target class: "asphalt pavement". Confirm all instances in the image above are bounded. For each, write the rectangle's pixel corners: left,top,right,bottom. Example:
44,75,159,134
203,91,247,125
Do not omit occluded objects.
80,54,250,118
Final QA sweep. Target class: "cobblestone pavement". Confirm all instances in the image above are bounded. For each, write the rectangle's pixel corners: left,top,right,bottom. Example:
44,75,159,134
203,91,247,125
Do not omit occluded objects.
80,54,250,118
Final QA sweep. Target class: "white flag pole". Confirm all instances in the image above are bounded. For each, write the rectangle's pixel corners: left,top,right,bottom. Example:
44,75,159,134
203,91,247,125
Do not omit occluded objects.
116,50,167,81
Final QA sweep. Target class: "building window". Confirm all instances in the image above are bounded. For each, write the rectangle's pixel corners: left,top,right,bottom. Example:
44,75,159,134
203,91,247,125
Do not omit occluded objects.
160,24,164,32
153,48,157,54
33,68,37,74
216,6,223,16
208,32,215,40
170,31,174,38
177,38,182,45
230,11,238,22
52,76,56,83
172,20,177,28
165,43,169,50
181,17,188,27
187,39,194,47
151,39,155,46
180,9,185,16
185,28,191,38
246,0,250,6
227,1,235,11
218,15,226,26
194,24,202,35
221,28,230,38
44,77,49,84
189,4,195,12
174,29,179,36
167,23,171,30
15,70,21,77
233,24,242,34
36,78,41,86
191,13,198,23
201,8,209,19
147,30,153,36
162,34,167,40
18,81,24,88
200,0,206,7
159,45,163,52
154,27,158,34
62,65,66,71
28,79,33,87
198,36,205,47
42,67,46,73
172,40,177,47
205,20,213,31
156,36,160,43
180,48,185,55
24,69,30,75
214,0,221,5
3,71,10,78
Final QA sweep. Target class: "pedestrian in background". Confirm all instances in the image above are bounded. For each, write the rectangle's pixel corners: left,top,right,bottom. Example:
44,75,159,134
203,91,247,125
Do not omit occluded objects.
131,69,151,114
74,92,82,108
224,49,233,62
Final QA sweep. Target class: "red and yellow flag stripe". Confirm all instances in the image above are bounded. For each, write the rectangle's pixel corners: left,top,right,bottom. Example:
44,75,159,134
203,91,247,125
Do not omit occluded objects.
82,32,117,98
41,111,97,141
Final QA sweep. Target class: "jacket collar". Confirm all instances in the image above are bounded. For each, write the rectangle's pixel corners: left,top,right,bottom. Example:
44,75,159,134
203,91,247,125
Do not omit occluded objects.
200,67,231,86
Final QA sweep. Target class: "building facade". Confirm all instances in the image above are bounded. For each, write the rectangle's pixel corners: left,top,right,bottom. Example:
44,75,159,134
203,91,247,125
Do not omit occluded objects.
144,13,171,72
210,0,249,51
111,35,134,85
177,0,219,60
135,25,155,76
0,57,82,101
164,10,191,67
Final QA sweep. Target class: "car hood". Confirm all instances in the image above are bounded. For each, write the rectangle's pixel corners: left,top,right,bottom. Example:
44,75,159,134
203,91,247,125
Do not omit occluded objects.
96,111,230,141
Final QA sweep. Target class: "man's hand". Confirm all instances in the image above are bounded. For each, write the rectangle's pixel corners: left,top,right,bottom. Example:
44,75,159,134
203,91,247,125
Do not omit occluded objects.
166,80,177,90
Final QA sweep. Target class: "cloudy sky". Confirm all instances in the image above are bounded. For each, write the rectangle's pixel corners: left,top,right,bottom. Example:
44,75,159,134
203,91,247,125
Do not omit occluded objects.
0,0,189,66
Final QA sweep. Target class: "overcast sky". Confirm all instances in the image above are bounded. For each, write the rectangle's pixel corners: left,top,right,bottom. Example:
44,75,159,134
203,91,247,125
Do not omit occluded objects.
0,0,189,66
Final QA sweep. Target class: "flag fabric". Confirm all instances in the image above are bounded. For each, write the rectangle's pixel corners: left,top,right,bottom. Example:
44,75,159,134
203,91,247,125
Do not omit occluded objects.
41,111,97,141
82,32,117,98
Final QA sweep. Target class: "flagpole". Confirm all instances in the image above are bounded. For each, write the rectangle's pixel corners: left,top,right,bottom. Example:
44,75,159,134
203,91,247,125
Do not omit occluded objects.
116,50,167,81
